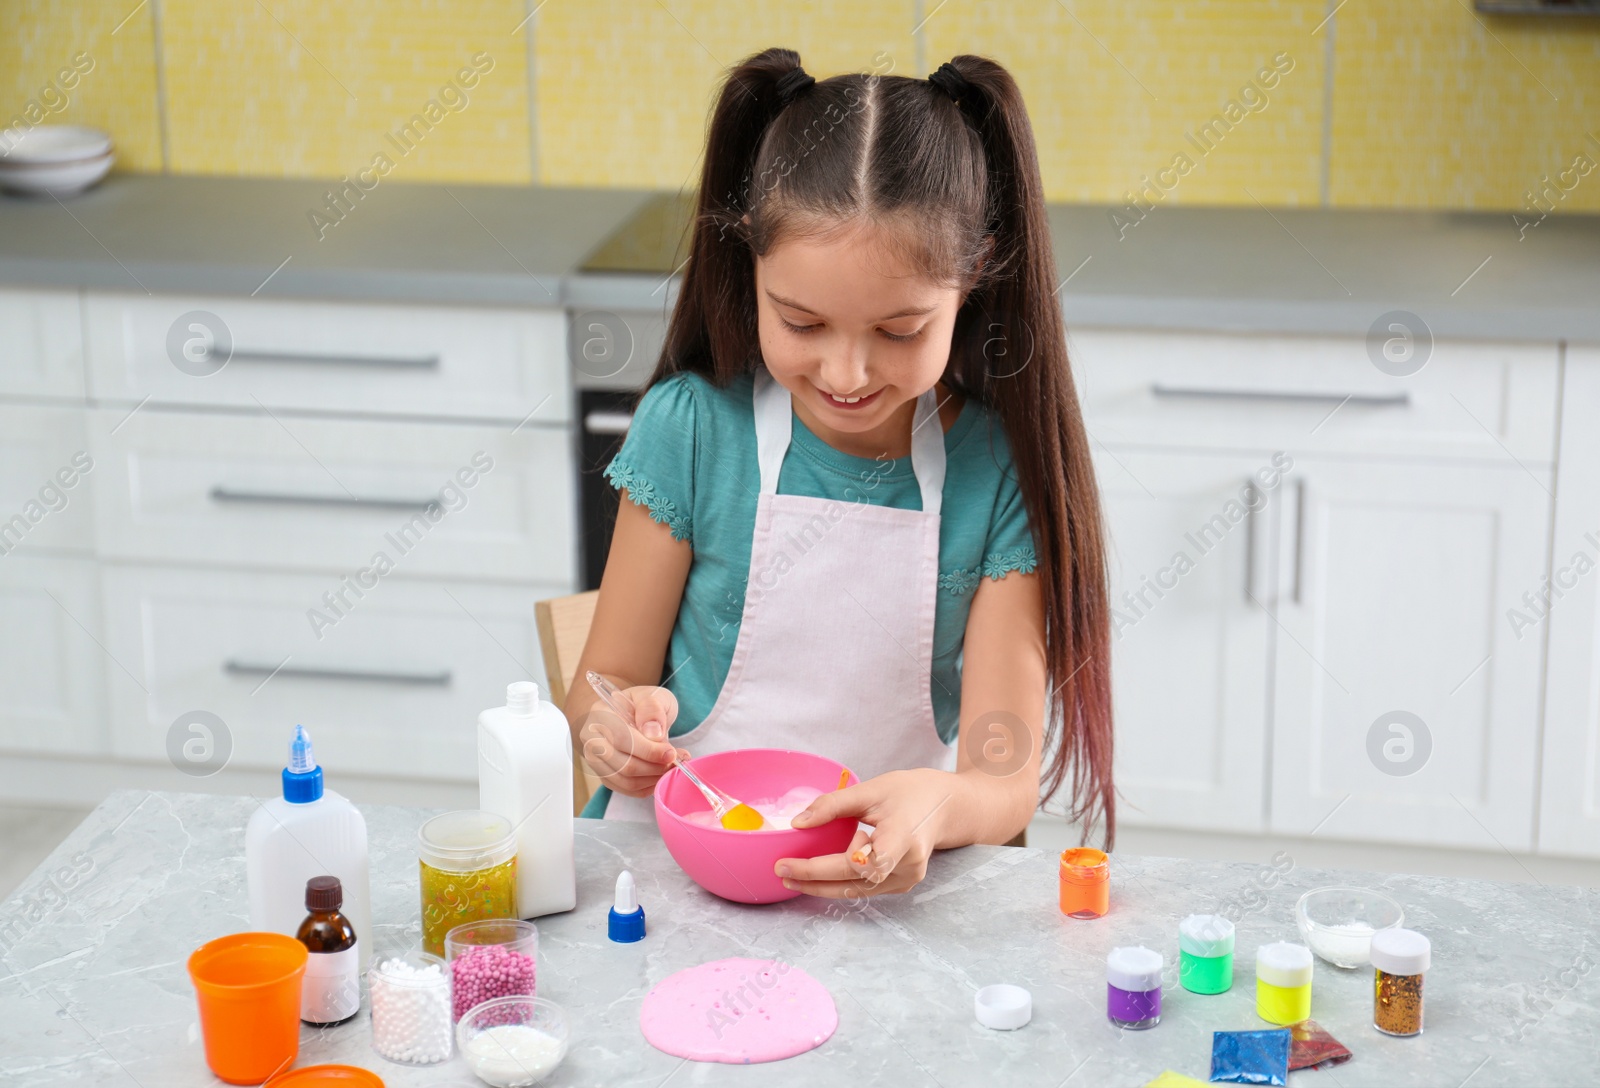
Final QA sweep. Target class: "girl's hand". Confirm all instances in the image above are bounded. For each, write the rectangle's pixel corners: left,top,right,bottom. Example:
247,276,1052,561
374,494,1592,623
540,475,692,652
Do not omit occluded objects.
773,769,954,897
578,685,688,799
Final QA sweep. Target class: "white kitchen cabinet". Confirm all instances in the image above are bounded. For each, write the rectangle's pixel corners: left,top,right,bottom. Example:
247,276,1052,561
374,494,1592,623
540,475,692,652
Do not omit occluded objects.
1539,344,1600,858
1267,459,1549,850
1095,447,1288,832
84,293,572,423
88,407,575,583
100,564,560,780
0,554,108,755
0,405,96,555
0,288,86,400
1070,328,1559,464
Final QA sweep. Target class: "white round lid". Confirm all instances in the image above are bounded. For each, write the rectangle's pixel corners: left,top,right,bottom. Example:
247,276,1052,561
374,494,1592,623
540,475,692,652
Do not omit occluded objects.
974,983,1031,1030
1256,941,1314,988
1106,945,1164,991
1,125,112,164
1179,914,1235,957
1370,928,1430,975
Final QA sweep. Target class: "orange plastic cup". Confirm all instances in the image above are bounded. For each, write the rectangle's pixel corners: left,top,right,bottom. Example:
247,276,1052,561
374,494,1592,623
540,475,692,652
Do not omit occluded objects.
1059,847,1110,919
188,932,308,1084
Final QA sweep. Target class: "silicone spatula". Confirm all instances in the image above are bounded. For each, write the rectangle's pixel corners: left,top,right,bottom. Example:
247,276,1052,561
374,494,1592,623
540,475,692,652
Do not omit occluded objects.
585,670,764,830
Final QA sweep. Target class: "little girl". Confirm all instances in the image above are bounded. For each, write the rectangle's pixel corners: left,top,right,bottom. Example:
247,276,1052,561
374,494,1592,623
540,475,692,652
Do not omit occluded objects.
566,48,1113,898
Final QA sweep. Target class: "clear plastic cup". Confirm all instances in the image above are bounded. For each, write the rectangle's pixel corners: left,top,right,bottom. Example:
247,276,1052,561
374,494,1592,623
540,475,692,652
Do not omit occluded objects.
445,918,538,1022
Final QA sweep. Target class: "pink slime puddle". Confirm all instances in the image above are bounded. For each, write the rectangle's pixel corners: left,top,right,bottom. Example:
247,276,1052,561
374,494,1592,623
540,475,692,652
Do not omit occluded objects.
639,957,837,1064
680,786,825,831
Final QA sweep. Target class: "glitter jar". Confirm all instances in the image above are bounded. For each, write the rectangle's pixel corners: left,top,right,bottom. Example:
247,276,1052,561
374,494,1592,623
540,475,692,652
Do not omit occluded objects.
445,918,538,1023
1256,941,1314,1025
1371,927,1430,1037
418,811,518,958
1178,914,1235,994
1106,945,1163,1029
369,950,453,1065
1059,848,1110,919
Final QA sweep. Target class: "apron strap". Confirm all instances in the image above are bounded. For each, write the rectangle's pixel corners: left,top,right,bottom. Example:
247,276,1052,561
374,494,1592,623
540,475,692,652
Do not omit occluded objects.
754,367,946,516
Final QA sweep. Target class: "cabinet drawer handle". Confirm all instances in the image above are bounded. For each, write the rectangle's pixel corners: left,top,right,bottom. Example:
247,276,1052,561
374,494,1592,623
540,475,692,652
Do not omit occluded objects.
1243,479,1259,603
230,349,440,370
584,410,633,435
1151,384,1410,408
1292,478,1306,605
225,659,452,686
210,487,439,512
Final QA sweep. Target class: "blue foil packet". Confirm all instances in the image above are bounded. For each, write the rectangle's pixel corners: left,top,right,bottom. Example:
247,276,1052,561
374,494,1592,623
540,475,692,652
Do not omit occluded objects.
1209,1028,1292,1085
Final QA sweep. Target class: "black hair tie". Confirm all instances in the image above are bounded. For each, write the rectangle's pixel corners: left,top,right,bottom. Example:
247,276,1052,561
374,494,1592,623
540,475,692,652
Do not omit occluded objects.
928,61,969,102
775,66,816,105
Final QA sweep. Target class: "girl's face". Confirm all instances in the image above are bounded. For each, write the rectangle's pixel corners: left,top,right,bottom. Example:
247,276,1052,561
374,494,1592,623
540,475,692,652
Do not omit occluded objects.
754,221,966,459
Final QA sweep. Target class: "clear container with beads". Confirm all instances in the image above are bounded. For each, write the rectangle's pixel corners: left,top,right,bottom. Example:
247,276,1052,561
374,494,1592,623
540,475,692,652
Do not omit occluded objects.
369,949,453,1065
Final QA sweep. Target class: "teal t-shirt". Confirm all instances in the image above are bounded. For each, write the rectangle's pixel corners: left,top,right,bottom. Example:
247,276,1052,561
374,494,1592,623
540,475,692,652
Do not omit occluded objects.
580,369,1038,818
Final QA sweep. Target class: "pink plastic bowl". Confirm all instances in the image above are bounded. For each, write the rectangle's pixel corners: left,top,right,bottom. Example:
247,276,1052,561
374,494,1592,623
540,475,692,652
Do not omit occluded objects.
654,748,859,904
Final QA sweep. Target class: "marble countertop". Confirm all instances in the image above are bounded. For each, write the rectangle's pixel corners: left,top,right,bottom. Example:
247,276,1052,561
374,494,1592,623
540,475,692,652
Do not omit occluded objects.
2,790,1595,1086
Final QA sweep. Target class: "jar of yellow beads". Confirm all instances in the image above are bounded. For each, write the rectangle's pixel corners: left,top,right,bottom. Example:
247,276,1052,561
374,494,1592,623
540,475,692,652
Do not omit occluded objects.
417,811,517,957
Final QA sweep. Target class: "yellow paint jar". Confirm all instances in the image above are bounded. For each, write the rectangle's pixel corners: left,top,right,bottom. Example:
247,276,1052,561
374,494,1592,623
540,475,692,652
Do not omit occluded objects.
1255,941,1313,1024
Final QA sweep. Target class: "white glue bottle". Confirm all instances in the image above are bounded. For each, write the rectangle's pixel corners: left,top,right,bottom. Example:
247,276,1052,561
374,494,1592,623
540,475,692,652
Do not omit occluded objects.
246,726,372,972
478,681,575,918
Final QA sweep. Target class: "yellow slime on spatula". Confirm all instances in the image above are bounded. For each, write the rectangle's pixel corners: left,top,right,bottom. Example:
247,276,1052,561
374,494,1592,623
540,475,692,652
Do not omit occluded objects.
720,803,765,831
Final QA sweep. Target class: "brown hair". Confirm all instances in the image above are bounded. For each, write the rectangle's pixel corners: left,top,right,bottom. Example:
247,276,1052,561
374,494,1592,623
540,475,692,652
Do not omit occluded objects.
644,48,1115,847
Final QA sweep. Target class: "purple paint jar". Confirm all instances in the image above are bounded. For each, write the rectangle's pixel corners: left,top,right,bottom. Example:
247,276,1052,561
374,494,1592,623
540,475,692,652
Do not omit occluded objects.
1106,945,1163,1029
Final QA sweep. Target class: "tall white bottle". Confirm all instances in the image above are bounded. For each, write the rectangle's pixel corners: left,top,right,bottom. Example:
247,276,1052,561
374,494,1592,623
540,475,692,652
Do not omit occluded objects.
246,726,372,972
478,681,576,918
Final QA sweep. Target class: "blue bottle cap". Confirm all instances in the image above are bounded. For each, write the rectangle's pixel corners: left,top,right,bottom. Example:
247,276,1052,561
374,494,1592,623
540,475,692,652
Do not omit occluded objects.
608,870,646,943
282,725,324,804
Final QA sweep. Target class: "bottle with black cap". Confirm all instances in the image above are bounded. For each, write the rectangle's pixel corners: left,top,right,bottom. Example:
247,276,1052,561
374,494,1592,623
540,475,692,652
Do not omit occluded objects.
295,875,360,1024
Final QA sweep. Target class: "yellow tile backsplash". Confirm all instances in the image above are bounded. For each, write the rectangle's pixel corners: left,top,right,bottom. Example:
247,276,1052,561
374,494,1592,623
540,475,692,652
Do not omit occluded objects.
0,0,164,171
3,0,1597,211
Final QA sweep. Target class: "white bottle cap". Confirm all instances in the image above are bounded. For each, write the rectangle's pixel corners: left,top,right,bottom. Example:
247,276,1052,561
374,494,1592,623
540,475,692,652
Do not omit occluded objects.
614,869,638,914
1256,941,1314,988
974,983,1032,1030
1370,928,1430,975
1179,914,1235,957
1106,946,1163,991
506,681,539,716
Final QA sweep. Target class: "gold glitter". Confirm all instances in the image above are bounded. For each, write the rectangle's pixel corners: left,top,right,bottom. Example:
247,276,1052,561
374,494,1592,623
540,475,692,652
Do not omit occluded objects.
1374,968,1424,1036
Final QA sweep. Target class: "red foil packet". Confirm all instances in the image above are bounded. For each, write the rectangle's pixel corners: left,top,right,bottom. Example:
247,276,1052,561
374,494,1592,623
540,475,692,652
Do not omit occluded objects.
1289,1019,1352,1071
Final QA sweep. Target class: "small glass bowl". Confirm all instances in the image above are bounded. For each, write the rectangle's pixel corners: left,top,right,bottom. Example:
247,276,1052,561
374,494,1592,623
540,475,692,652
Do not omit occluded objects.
456,996,569,1087
1295,886,1404,968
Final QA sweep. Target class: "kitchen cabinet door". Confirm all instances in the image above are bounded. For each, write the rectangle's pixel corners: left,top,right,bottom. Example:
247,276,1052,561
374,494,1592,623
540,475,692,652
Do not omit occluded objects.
0,554,109,755
84,293,571,423
0,289,86,400
101,565,560,780
1269,459,1548,850
88,407,575,584
1094,446,1287,832
0,405,95,555
1539,344,1600,858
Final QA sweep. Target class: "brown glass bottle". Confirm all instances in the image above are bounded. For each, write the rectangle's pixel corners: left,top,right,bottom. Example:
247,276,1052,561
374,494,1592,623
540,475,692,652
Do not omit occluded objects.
297,875,360,1025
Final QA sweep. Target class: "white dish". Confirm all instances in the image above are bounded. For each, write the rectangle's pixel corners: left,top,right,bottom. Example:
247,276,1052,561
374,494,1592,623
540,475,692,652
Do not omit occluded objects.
0,125,112,164
0,151,115,195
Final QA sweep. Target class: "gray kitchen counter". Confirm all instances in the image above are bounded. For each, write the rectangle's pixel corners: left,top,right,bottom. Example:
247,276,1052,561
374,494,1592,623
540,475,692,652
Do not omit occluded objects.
3,175,1595,341
2,790,1595,1086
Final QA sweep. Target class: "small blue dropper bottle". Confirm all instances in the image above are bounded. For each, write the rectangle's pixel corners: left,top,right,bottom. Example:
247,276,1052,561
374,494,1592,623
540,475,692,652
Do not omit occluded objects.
608,870,646,942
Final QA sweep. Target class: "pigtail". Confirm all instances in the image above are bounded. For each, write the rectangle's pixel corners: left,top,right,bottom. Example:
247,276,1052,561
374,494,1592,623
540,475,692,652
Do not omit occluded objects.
660,48,810,387
939,57,1117,849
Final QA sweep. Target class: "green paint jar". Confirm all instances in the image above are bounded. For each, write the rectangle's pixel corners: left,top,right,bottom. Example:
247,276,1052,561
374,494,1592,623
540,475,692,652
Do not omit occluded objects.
1178,913,1235,994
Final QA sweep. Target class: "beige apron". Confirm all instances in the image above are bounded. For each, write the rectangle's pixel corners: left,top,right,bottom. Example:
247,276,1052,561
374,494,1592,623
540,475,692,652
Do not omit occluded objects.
605,367,957,822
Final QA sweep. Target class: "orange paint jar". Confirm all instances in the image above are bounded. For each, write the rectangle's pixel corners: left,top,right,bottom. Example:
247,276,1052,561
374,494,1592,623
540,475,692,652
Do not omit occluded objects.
1059,847,1110,919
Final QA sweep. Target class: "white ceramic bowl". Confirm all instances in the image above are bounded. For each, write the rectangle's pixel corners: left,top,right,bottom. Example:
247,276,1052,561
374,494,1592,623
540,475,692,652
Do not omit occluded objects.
0,151,114,195
1,125,112,164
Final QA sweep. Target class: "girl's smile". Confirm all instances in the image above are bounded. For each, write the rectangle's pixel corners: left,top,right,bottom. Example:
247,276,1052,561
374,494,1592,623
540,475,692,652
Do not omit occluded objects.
816,385,884,411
